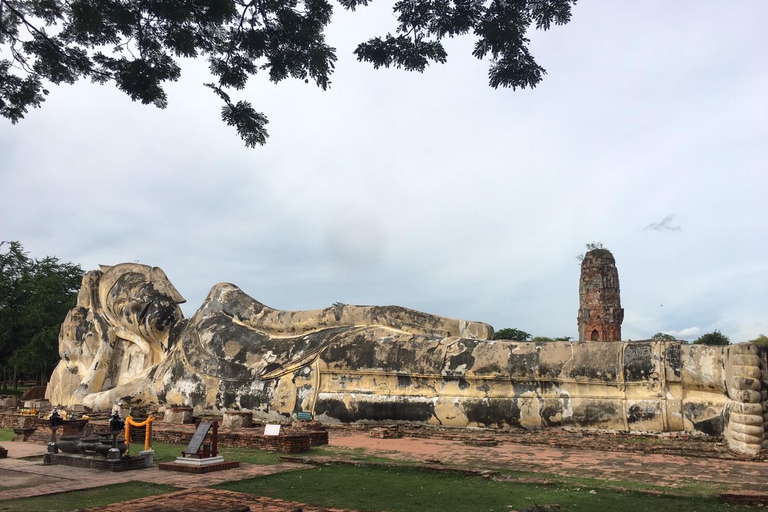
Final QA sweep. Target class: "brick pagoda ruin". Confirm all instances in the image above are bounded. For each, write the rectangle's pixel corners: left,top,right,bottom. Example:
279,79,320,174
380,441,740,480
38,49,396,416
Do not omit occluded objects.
578,248,624,341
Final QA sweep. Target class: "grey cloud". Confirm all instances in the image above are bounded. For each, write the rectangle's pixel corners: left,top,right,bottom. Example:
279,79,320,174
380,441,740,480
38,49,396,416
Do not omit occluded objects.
644,215,681,232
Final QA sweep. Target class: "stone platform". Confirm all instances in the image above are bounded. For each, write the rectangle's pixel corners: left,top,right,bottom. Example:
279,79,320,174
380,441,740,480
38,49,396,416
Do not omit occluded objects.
158,459,241,473
44,452,150,472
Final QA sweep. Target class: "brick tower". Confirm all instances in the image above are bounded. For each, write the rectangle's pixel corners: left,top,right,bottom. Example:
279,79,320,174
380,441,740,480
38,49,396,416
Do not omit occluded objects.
578,248,624,341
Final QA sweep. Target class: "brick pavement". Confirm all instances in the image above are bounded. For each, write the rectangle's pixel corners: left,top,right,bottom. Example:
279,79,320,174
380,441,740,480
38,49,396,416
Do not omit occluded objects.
0,458,307,501
79,488,362,512
0,441,48,458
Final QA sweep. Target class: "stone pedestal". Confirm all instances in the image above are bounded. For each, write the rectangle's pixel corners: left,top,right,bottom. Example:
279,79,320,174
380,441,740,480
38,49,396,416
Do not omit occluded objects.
164,407,194,424
0,395,18,408
223,411,253,428
23,399,51,411
13,427,36,442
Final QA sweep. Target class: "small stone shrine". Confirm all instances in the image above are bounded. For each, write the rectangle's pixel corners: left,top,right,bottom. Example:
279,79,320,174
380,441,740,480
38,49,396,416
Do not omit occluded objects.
43,408,152,471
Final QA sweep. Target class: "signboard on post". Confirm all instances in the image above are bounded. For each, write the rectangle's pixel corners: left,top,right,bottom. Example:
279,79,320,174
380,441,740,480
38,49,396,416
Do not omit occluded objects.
296,412,312,421
185,421,211,455
264,424,281,436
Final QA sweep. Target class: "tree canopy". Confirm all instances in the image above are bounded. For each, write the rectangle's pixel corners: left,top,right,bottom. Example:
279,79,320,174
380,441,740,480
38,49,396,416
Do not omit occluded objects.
0,241,83,388
693,330,730,346
0,0,577,147
493,327,531,341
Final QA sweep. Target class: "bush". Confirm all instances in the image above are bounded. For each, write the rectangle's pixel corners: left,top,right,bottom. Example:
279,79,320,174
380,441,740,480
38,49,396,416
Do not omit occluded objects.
693,330,730,346
493,328,531,341
749,334,768,346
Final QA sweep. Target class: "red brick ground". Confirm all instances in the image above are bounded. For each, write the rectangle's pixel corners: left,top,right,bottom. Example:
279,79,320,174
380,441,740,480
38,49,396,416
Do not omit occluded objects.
79,488,361,512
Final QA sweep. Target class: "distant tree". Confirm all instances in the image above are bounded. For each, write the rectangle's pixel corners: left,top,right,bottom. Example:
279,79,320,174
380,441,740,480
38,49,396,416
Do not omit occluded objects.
531,335,571,342
749,334,768,346
0,0,577,147
493,328,531,341
652,332,676,341
693,330,731,346
0,241,83,389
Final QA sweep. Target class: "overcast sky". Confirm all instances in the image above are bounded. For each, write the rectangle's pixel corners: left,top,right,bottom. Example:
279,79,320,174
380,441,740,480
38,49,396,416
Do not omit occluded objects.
1,1,766,342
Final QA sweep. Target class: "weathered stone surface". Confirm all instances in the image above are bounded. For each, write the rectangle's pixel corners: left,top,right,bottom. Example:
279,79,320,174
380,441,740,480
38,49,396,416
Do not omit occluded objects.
222,410,253,428
164,407,194,424
578,248,623,341
45,263,768,456
46,264,184,406
0,395,18,408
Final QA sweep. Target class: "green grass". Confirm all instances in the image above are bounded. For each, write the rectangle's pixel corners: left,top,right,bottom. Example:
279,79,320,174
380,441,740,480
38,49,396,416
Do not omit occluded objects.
214,464,752,512
493,468,725,498
0,428,13,442
140,441,284,465
0,482,179,512
303,445,719,497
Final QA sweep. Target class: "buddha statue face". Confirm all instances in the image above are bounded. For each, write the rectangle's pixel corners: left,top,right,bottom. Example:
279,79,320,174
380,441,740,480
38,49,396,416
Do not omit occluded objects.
97,264,185,355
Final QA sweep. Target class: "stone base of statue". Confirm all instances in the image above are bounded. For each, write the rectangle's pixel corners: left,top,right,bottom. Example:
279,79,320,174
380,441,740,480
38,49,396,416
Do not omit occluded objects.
44,452,152,472
158,455,239,473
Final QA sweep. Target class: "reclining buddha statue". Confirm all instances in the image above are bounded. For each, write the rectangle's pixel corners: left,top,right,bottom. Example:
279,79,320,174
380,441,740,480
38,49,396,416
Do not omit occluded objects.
46,263,768,456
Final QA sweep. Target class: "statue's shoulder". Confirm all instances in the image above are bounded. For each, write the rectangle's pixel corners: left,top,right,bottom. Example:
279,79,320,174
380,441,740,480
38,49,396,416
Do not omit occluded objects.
194,283,267,319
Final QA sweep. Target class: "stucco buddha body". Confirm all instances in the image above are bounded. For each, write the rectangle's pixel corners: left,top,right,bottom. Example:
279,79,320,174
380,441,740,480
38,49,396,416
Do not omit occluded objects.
47,263,768,456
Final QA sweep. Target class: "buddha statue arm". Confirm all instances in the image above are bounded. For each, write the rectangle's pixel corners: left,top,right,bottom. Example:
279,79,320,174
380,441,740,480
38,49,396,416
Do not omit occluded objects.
212,283,493,339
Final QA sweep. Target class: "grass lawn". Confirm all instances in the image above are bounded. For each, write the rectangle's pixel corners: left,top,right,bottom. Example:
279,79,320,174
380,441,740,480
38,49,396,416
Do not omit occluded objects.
0,482,179,512
139,441,284,465
215,464,753,512
0,428,13,442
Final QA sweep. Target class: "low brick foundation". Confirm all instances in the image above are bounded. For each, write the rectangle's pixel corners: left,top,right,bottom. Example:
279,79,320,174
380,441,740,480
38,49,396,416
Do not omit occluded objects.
370,426,401,439
12,419,325,455
0,411,37,429
158,460,241,473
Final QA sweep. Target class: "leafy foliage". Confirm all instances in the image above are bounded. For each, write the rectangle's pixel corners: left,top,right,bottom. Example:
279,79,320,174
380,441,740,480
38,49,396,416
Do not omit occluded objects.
492,327,531,341
577,241,604,262
0,241,83,387
531,335,571,342
749,334,768,346
0,0,577,147
693,330,730,346
652,332,676,341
